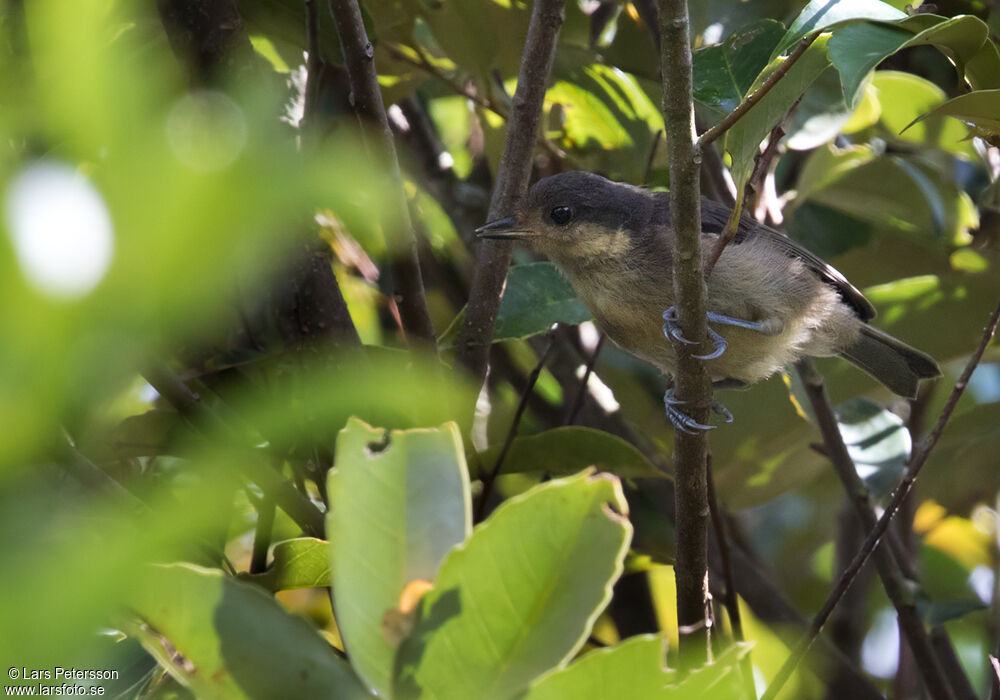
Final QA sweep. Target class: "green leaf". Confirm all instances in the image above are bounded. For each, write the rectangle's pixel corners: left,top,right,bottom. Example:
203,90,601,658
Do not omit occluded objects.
328,418,472,697
918,598,988,626
725,34,832,191
906,89,1000,147
773,0,906,59
242,537,330,592
834,397,911,497
393,471,632,700
493,262,593,341
520,634,672,699
125,563,371,700
693,20,786,114
829,15,992,106
473,427,666,480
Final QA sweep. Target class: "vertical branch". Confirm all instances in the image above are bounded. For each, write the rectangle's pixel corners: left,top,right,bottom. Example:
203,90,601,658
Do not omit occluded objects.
454,0,566,382
658,0,713,667
328,0,437,347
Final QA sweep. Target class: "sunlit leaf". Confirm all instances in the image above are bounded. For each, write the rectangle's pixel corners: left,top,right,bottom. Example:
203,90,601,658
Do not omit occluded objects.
905,89,1000,148
393,471,631,700
242,537,331,592
328,419,471,697
772,0,906,59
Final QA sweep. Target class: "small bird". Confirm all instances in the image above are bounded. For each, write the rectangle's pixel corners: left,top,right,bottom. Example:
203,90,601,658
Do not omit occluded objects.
477,171,940,431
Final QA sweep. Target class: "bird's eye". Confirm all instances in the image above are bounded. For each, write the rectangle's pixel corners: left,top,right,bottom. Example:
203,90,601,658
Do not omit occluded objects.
550,206,573,225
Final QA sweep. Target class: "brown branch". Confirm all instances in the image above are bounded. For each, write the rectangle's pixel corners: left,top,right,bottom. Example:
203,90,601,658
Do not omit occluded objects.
794,359,957,700
658,0,713,668
763,297,1000,700
453,0,565,382
328,0,436,348
697,32,819,148
706,460,755,698
475,334,557,522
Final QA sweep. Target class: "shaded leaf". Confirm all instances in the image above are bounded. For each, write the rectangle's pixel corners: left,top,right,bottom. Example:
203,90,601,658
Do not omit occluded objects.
918,598,988,626
393,471,632,700
473,426,666,480
693,20,786,114
242,537,330,592
328,419,471,697
125,563,371,700
494,262,593,341
773,0,905,59
906,89,1000,148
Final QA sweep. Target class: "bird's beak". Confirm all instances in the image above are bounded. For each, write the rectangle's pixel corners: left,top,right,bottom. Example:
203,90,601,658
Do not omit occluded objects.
475,216,533,240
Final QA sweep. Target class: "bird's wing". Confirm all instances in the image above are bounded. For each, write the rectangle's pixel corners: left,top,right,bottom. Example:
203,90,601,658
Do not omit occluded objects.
699,198,876,321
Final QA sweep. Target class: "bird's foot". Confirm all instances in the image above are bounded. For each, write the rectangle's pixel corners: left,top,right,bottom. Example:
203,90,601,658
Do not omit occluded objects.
662,307,729,360
663,387,734,434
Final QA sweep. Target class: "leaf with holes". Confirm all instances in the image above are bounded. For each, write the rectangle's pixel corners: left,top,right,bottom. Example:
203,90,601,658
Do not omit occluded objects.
328,419,472,697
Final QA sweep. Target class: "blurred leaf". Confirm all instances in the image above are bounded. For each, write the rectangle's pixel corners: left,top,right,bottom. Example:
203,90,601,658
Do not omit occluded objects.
104,409,192,459
725,34,832,190
693,20,786,114
773,0,905,58
473,427,666,480
243,537,330,592
918,598,987,626
125,563,372,700
871,71,978,158
393,471,631,700
834,397,911,497
328,419,470,697
493,262,593,341
906,89,1000,148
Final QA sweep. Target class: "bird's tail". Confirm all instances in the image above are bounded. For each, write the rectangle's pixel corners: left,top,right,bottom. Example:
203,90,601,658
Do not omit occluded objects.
839,325,940,399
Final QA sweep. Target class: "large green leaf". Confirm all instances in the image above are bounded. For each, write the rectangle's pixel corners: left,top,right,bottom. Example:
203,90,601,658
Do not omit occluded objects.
834,397,911,497
725,34,832,191
328,419,472,697
522,635,750,699
125,563,371,700
493,262,594,341
393,471,632,700
473,426,666,480
693,20,786,114
772,0,905,58
242,537,331,592
829,15,991,106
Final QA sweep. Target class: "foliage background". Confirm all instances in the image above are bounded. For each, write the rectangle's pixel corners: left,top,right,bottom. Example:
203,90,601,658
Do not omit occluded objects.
2,0,1000,697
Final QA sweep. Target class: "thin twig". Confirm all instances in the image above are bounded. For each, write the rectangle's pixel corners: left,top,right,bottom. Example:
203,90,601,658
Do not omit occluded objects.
697,32,820,148
794,359,957,700
303,0,322,126
643,130,663,184
763,297,1000,700
706,459,755,699
454,0,565,383
250,492,276,575
328,0,437,347
475,334,558,522
658,0,713,668
564,332,605,425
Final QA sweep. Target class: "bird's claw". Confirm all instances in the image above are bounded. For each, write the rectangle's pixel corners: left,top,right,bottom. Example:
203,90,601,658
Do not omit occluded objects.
663,388,733,433
662,307,698,345
662,307,729,359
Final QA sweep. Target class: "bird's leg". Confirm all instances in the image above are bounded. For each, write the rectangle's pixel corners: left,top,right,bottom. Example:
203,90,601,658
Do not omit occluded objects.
663,381,736,434
662,306,783,360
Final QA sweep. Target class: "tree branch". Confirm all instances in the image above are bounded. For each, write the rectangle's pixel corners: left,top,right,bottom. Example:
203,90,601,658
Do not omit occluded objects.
697,32,819,148
453,0,565,382
328,0,436,348
658,0,713,668
763,296,1000,700
795,359,957,700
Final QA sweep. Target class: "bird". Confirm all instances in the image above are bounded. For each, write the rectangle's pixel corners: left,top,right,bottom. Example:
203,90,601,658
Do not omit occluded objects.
476,171,940,432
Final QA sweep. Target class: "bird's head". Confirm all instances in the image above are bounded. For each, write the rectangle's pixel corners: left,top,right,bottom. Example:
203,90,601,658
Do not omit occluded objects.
475,171,654,269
